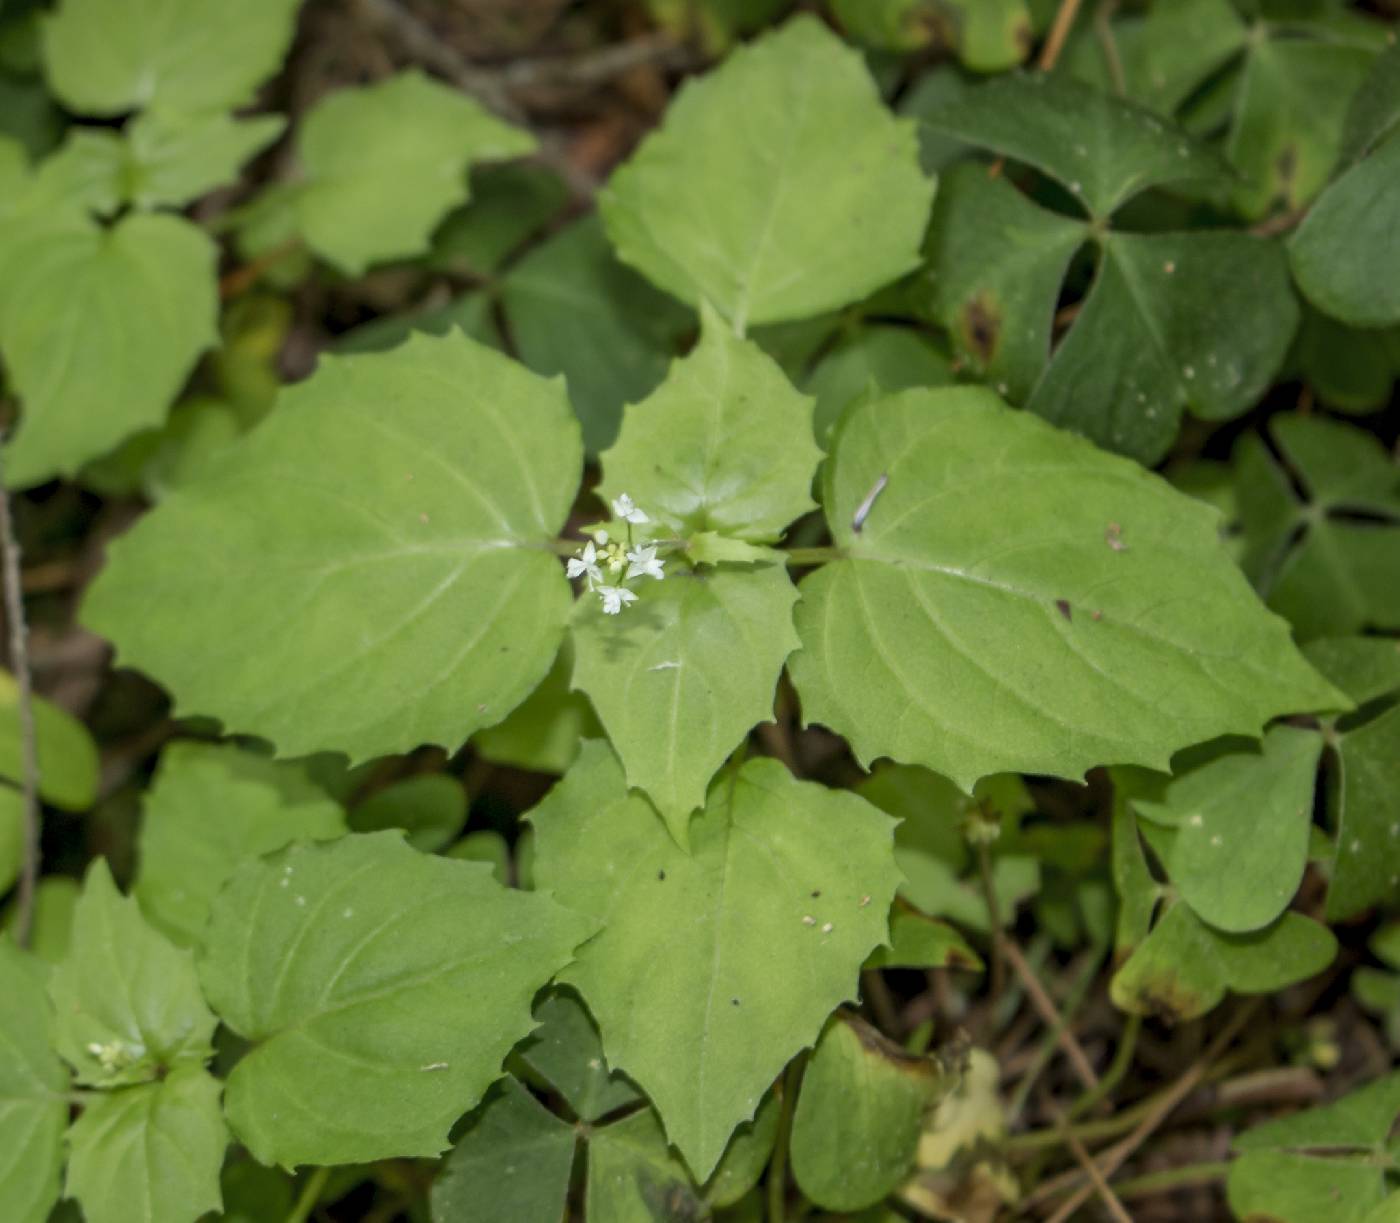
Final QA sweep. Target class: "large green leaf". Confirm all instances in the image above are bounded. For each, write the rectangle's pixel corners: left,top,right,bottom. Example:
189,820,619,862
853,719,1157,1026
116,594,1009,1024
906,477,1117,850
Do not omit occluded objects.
124,111,286,210
0,939,68,1223
133,741,346,945
472,642,600,776
806,324,954,444
41,0,300,115
529,743,901,1179
197,832,592,1166
789,388,1344,791
1330,704,1400,921
1132,727,1323,933
83,333,582,763
790,1012,942,1211
0,211,217,487
65,1066,226,1223
600,15,933,332
0,668,99,811
48,860,216,1088
570,564,800,845
293,71,535,275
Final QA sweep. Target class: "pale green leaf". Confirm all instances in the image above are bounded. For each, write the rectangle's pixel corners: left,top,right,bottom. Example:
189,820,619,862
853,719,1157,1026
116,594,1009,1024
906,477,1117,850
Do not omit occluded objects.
82,333,581,763
529,743,901,1178
2,877,80,966
866,911,983,972
0,668,99,810
941,0,1033,72
197,832,593,1166
706,1089,779,1208
125,110,286,210
48,859,217,1088
790,388,1344,791
472,642,599,776
791,1012,942,1211
807,325,954,443
1330,704,1400,921
65,1066,225,1223
0,938,68,1223
1109,775,1163,959
294,70,535,275
133,741,346,945
1303,636,1400,706
600,15,933,331
600,309,821,543
42,0,300,114
349,774,466,853
585,1107,704,1222
443,831,511,885
570,564,800,844
0,212,218,487
0,788,21,895
514,989,639,1124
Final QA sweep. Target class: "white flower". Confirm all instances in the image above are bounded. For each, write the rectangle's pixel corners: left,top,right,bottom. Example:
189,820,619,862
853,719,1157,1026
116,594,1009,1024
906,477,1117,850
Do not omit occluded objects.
611,493,649,525
625,545,665,581
565,541,602,588
598,585,638,615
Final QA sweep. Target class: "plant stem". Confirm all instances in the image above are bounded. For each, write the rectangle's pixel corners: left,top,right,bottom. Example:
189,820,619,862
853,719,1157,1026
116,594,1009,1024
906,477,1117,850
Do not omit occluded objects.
1113,1160,1231,1200
782,546,844,566
767,1054,806,1223
284,1165,331,1223
1068,1011,1141,1121
1039,0,1084,70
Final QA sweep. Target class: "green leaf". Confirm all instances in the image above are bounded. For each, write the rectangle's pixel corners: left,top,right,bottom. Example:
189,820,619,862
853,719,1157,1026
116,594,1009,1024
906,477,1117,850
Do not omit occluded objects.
705,1089,779,1207
1303,637,1400,707
335,290,502,358
499,214,692,455
586,1107,704,1221
124,110,285,210
0,212,217,487
1293,306,1396,414
82,333,582,763
570,564,800,844
1339,42,1400,165
918,73,1228,218
919,162,1086,404
514,989,639,1123
48,859,217,1088
0,789,22,895
790,387,1344,791
940,0,1034,72
791,1012,942,1211
1132,726,1323,932
430,1078,576,1223
866,910,983,972
600,15,933,332
807,325,955,443
1290,135,1400,328
529,743,901,1178
41,0,299,115
133,741,346,945
0,938,68,1223
0,668,99,810
2,877,80,965
600,306,821,542
1027,230,1299,462
1110,900,1337,1021
219,1160,294,1223
473,642,600,776
1109,775,1164,959
1330,703,1400,921
429,164,568,278
349,774,466,853
293,70,535,275
65,1066,225,1223
197,832,592,1166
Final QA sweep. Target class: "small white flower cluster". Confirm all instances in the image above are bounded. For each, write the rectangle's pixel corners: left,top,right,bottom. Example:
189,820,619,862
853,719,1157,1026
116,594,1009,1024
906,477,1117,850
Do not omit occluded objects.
565,493,666,615
87,1039,145,1073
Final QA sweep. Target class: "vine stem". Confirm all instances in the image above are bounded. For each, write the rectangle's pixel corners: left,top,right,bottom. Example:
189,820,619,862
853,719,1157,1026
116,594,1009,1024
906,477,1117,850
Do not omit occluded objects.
767,1054,806,1223
284,1165,331,1223
0,450,41,948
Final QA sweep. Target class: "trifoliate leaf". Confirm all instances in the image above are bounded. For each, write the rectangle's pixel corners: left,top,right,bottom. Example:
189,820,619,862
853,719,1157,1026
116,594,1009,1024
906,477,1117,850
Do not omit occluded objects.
791,1012,943,1211
1292,306,1396,414
600,15,933,332
790,388,1344,792
1330,704,1400,921
125,110,286,210
586,1107,705,1221
0,667,98,810
293,70,535,275
0,939,68,1223
529,743,901,1179
349,774,466,853
133,741,346,945
1339,41,1400,166
83,333,582,763
65,1066,226,1223
600,309,822,543
197,832,593,1166
918,72,1228,218
807,324,955,444
570,564,800,845
48,860,217,1088
0,212,217,487
513,989,639,1123
1132,727,1323,933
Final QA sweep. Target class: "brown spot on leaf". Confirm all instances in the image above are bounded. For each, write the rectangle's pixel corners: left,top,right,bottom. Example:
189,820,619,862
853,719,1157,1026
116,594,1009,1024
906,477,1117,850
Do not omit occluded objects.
1055,598,1072,622
960,291,1001,366
1105,522,1126,551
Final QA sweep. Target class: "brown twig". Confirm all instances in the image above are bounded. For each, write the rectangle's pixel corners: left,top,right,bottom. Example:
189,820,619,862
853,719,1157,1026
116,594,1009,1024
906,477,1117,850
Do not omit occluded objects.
1093,0,1126,95
1039,0,1085,71
1045,1098,1133,1223
1250,206,1309,238
999,937,1100,1096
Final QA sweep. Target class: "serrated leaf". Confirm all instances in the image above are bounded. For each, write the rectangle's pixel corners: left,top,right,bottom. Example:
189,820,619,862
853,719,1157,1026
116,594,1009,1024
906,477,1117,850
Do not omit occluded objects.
600,306,821,543
529,742,901,1179
807,324,955,443
349,774,466,853
430,1078,576,1223
918,72,1228,218
1110,900,1337,1021
197,832,592,1166
293,70,535,275
1132,726,1323,932
514,989,639,1124
65,1066,226,1223
0,938,68,1223
600,15,933,332
1330,703,1400,921
125,110,285,210
586,1107,705,1222
0,211,217,487
133,741,346,945
48,860,216,1088
82,333,581,763
791,1012,942,1211
790,387,1344,792
570,564,800,844
0,668,98,810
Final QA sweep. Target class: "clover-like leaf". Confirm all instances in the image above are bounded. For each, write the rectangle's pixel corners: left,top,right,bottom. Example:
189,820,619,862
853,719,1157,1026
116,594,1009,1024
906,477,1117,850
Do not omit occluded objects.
529,742,901,1179
83,332,582,763
600,15,933,332
790,387,1344,792
197,832,592,1166
586,1107,705,1220
513,989,639,1124
807,324,954,444
1330,703,1400,922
